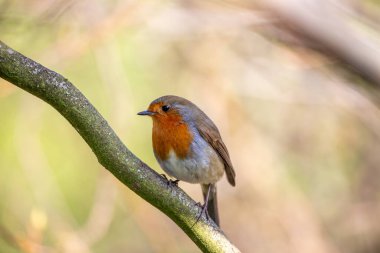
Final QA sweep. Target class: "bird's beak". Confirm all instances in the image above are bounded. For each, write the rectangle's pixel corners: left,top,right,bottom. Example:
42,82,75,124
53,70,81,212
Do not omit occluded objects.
137,110,156,116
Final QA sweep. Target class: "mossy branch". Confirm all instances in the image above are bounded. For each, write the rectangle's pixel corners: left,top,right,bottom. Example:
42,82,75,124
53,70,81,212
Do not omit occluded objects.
0,41,240,253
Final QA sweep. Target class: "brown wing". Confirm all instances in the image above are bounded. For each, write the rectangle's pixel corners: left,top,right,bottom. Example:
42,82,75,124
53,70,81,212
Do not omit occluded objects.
196,116,236,186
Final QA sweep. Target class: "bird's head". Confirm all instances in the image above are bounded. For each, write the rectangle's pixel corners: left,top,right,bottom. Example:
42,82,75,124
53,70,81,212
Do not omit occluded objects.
138,95,197,125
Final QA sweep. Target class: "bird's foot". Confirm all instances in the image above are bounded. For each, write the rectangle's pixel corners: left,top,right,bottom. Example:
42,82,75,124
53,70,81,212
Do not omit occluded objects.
193,202,209,227
160,174,179,187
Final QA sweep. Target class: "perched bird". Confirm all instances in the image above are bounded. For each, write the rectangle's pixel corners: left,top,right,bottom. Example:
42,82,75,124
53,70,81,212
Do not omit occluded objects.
138,95,235,226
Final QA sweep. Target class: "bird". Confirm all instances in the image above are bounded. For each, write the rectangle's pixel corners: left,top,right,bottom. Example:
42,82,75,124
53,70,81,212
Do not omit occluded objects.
138,95,235,226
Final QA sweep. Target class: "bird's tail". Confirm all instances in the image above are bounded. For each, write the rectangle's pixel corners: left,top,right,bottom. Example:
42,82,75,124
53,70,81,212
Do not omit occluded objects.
201,183,219,226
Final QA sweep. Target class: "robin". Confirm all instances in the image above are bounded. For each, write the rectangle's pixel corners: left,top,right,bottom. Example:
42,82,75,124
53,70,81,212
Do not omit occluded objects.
138,95,235,226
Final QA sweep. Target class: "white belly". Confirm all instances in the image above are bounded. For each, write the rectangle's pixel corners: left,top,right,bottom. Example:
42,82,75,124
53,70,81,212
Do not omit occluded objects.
157,138,225,184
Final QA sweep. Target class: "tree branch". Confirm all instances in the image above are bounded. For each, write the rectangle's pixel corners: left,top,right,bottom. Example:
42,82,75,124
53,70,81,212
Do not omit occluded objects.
0,41,240,253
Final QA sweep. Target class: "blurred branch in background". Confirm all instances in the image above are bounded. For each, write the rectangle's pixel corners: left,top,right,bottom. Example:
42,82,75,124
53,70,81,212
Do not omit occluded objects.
256,0,380,88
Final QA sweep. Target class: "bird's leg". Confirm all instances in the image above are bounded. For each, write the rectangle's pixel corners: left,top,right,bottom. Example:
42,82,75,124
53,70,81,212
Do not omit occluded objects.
160,174,180,187
193,184,211,226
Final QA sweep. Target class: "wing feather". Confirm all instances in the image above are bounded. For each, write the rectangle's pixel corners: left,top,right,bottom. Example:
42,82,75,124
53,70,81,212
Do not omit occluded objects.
196,117,236,186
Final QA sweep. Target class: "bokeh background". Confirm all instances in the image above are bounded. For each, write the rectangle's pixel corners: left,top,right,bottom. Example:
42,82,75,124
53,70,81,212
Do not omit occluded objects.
1,0,380,252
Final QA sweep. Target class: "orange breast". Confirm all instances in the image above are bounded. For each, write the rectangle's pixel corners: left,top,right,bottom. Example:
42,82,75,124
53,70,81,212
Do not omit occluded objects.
152,114,193,160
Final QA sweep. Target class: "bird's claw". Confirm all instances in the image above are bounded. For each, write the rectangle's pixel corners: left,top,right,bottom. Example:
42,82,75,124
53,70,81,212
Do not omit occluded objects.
168,179,179,187
193,202,209,227
160,174,179,187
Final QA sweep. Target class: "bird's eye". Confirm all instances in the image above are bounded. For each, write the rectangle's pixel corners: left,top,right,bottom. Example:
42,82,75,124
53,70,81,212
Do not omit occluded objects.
161,105,170,112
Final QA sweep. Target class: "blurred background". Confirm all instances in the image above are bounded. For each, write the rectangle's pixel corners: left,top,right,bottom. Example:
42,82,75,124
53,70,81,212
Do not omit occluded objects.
1,0,380,252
